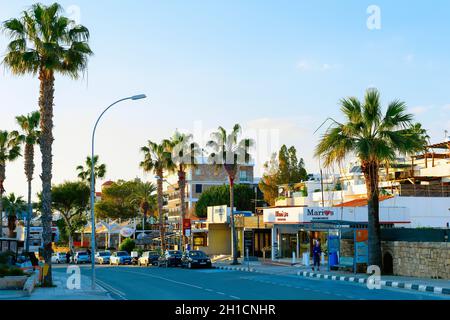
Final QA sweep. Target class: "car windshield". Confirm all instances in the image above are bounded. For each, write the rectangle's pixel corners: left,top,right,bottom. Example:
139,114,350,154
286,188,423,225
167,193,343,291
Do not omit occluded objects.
149,252,158,255
99,252,110,256
117,252,128,256
78,252,88,256
189,251,207,258
168,251,181,255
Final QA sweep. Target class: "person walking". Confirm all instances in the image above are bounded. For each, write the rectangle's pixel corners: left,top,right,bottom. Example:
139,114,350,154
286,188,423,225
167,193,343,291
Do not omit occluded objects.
312,239,322,272
66,251,71,264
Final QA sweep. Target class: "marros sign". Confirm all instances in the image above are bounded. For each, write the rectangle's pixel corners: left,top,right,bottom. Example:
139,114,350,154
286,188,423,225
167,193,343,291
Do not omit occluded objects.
306,208,335,220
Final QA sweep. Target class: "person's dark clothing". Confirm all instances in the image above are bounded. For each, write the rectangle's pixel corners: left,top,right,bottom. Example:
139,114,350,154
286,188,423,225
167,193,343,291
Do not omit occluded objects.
312,243,322,270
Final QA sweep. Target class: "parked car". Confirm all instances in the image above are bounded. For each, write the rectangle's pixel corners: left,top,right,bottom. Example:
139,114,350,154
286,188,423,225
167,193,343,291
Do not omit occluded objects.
181,250,212,269
158,250,182,267
74,251,90,264
138,251,160,266
110,251,132,265
51,252,67,264
131,251,140,265
95,251,111,265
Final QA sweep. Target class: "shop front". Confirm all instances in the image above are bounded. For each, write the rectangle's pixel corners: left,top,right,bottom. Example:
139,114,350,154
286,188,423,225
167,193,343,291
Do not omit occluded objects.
264,206,410,261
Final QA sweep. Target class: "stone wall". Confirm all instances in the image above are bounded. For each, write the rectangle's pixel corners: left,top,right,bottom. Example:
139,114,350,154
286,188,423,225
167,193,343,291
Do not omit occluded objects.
382,241,450,279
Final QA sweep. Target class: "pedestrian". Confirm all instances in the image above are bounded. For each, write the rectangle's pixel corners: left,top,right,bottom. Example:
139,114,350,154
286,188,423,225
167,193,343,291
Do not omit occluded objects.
312,239,322,272
66,251,71,264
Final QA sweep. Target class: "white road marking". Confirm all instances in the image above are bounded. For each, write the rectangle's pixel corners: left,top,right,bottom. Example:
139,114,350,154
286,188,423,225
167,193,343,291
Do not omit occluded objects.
96,279,127,300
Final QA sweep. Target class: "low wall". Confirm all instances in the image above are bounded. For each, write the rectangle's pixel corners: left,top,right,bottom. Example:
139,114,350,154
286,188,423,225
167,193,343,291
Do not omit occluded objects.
382,241,450,279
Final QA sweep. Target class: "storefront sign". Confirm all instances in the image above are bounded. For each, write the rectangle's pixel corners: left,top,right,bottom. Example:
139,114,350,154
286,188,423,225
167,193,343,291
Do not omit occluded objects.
306,208,336,220
354,229,369,264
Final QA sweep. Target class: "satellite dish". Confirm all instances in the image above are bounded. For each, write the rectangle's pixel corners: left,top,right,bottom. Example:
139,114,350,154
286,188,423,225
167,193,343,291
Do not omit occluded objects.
120,227,135,238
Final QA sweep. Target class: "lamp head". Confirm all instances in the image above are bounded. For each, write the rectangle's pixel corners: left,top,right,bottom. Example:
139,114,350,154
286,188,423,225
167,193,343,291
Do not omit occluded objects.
131,94,147,100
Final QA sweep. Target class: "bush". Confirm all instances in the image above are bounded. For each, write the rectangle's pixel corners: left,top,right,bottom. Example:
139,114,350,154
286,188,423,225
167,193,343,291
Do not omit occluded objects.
119,238,136,253
0,251,14,265
7,267,25,276
0,264,25,277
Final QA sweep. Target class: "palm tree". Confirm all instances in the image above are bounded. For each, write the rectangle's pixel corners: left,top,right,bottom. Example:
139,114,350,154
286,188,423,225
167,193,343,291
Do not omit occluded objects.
16,111,40,252
164,131,200,248
3,193,27,238
315,89,426,267
129,179,157,228
3,3,93,286
207,124,253,265
76,155,107,188
140,141,175,252
0,130,22,238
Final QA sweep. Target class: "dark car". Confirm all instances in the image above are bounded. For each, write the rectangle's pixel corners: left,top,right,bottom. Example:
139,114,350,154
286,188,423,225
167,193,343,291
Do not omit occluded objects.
158,250,182,267
181,251,212,269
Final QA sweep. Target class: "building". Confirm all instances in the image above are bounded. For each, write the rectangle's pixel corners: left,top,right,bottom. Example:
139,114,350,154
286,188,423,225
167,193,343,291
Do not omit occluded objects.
271,140,450,228
164,159,255,226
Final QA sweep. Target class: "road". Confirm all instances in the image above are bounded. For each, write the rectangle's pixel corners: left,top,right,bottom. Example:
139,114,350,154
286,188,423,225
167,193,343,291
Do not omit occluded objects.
52,265,449,300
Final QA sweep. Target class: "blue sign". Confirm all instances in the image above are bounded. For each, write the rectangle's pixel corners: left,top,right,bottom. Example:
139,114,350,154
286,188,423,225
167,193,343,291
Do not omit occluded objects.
355,242,368,264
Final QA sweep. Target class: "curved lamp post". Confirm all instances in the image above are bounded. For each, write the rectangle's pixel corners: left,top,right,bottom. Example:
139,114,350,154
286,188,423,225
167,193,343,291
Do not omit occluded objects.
90,94,147,289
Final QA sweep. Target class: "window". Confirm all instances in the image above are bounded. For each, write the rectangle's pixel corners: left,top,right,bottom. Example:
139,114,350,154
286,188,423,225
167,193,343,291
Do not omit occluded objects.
195,168,202,175
195,184,203,193
239,170,248,181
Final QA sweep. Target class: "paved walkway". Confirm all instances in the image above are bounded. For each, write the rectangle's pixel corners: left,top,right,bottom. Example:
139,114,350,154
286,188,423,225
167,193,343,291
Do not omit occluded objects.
1,270,113,300
214,259,450,296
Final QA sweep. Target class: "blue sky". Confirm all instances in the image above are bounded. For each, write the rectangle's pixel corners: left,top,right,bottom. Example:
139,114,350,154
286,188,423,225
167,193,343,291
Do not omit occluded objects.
1,0,450,198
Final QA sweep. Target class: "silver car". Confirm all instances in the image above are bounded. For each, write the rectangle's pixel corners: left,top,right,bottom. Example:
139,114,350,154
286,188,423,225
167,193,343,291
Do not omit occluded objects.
74,251,90,264
95,251,111,265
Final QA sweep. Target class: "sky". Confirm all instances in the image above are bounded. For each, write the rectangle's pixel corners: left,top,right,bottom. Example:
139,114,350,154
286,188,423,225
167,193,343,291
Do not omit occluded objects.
1,0,450,200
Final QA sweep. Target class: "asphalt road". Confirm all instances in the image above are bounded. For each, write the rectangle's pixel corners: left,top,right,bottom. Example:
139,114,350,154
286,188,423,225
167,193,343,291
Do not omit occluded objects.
53,265,449,300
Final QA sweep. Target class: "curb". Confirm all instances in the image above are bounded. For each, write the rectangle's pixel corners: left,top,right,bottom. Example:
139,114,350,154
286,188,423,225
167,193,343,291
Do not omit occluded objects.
213,265,258,273
297,271,450,296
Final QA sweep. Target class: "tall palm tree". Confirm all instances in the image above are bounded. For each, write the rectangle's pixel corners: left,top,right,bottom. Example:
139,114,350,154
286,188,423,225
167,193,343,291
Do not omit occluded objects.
3,193,27,238
164,131,200,248
315,89,426,267
129,179,157,228
140,141,175,252
0,130,22,238
207,124,253,265
16,111,40,252
76,155,107,188
3,3,92,286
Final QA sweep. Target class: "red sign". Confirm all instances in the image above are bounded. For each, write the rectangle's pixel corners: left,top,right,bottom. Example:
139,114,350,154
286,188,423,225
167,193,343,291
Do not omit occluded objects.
183,219,191,232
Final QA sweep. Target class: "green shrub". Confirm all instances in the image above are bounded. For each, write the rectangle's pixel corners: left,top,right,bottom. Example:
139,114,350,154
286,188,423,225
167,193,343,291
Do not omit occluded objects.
0,264,9,277
7,267,24,276
0,251,14,265
119,238,136,253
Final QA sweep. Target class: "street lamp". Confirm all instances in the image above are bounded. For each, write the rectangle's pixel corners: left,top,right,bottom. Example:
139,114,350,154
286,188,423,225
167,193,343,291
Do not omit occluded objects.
90,94,147,289
155,176,184,251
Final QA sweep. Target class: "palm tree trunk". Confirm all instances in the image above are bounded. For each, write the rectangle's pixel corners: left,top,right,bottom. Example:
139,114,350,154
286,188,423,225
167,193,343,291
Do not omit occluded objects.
178,168,186,249
39,69,55,287
26,179,32,252
363,161,382,268
8,214,16,238
229,175,238,265
0,166,5,238
24,143,35,253
157,169,165,252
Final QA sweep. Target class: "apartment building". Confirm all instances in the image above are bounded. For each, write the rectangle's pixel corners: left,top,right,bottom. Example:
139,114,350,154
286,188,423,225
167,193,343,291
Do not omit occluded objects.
164,160,255,225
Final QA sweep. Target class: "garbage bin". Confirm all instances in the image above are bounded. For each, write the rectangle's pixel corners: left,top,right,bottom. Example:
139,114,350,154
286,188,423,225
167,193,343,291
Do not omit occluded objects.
329,252,338,267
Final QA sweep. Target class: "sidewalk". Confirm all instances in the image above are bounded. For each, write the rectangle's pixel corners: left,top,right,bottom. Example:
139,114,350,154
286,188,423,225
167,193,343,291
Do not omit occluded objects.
17,272,112,300
213,259,450,296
